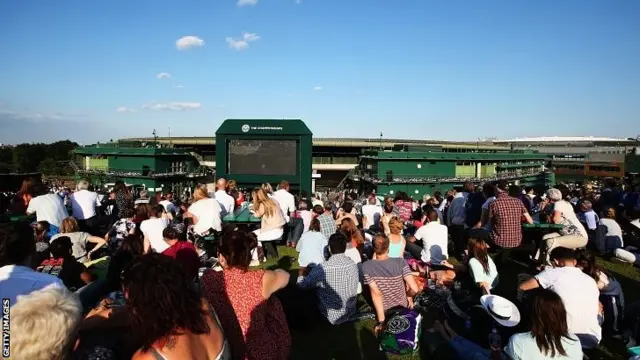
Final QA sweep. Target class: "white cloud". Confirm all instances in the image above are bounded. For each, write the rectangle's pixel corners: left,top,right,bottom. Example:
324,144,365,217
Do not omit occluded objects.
176,36,205,50
115,106,137,113
142,101,202,111
156,72,171,79
175,85,185,89
0,109,85,121
313,86,322,91
237,0,258,6
226,32,260,50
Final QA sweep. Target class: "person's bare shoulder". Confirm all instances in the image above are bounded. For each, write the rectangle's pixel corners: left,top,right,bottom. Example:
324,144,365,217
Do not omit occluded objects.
132,349,157,360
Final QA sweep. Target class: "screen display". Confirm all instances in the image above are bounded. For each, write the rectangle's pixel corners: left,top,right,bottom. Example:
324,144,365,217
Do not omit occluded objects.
228,139,298,175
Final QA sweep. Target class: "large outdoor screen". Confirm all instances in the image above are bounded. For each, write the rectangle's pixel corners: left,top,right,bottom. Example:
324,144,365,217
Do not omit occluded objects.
227,139,298,176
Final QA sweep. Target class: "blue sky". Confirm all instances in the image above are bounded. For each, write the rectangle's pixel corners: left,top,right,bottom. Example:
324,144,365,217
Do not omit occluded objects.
1,0,639,144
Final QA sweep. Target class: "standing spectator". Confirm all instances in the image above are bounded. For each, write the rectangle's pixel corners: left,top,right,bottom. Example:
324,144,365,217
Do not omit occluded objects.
361,196,383,230
413,208,449,264
214,178,235,216
10,178,35,214
273,180,304,247
134,189,150,206
0,222,63,305
489,183,533,266
113,180,133,219
105,206,136,251
70,180,101,235
297,232,360,325
447,184,471,260
26,182,69,233
159,192,176,214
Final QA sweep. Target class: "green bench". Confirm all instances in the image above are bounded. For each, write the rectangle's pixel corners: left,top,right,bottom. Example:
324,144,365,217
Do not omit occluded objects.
522,223,564,230
222,206,261,224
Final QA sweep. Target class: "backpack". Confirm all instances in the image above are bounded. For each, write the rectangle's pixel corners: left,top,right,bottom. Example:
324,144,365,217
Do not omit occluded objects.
379,307,422,355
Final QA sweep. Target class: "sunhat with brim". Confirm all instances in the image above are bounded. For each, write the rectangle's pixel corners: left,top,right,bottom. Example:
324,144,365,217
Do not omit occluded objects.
480,295,521,327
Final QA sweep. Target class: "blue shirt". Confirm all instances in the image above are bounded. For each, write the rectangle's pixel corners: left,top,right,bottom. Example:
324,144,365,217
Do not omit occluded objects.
296,231,328,267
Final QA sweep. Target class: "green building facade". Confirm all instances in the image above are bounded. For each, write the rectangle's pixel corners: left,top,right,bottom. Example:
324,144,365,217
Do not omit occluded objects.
74,144,213,195
355,147,554,197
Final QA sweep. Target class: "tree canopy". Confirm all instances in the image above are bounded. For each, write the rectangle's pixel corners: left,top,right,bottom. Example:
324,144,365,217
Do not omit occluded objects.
0,140,78,175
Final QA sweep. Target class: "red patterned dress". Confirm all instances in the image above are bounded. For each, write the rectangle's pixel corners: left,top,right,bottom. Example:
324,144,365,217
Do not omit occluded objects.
201,268,291,360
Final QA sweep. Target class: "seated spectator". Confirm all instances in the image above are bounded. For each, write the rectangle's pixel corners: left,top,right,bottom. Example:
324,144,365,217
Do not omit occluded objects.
339,218,364,264
433,229,498,294
161,225,200,280
32,221,52,267
385,216,406,259
595,206,624,253
133,203,150,226
51,217,107,263
201,228,291,360
296,218,328,270
37,236,93,292
214,178,235,216
10,286,83,360
412,208,448,264
576,249,625,336
134,189,150,205
186,186,222,236
0,222,64,305
140,204,170,253
26,182,69,233
295,199,313,233
520,247,602,349
536,189,588,265
121,253,230,359
381,203,395,237
297,232,360,325
105,206,136,251
363,235,420,335
9,178,34,214
335,201,359,227
361,196,383,230
159,191,176,214
314,203,336,240
579,200,599,231
105,233,145,293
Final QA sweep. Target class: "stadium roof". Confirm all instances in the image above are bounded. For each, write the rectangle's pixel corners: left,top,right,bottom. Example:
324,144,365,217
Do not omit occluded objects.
493,136,634,143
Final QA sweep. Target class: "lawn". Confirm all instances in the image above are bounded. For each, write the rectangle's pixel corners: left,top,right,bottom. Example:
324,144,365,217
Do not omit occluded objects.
255,246,640,360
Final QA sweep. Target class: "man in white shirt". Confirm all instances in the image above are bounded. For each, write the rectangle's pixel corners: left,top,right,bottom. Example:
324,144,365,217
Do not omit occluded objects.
213,178,234,217
520,247,602,349
361,196,382,230
70,180,101,235
140,204,170,253
26,183,68,232
272,180,303,246
447,182,473,260
413,209,449,264
0,222,64,306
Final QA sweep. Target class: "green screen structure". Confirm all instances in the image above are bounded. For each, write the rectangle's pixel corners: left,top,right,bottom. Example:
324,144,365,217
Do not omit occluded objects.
215,119,313,195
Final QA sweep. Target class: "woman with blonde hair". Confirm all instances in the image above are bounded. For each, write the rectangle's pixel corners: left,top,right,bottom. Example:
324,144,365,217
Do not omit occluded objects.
186,186,223,236
251,187,286,263
50,217,107,262
386,216,406,258
261,182,274,197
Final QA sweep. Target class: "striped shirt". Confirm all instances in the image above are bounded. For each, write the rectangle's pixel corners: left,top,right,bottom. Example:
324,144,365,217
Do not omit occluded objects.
363,257,411,311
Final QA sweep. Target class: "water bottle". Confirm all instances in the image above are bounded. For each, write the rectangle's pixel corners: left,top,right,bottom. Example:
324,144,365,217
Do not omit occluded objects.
489,328,502,360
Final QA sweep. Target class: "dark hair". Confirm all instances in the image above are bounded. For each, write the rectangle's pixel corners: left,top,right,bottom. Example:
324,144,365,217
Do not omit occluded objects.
309,218,321,232
508,185,521,197
482,183,496,198
50,236,72,258
342,202,354,214
149,204,165,218
119,234,145,256
467,232,490,274
328,232,347,254
312,204,324,216
525,186,535,194
549,247,576,263
425,208,438,222
162,226,180,241
120,206,135,219
575,249,600,283
217,228,258,271
136,204,150,220
372,234,390,255
113,180,127,193
34,221,50,242
121,253,209,351
29,182,47,197
383,204,394,214
0,222,35,267
529,289,574,357
324,203,333,212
